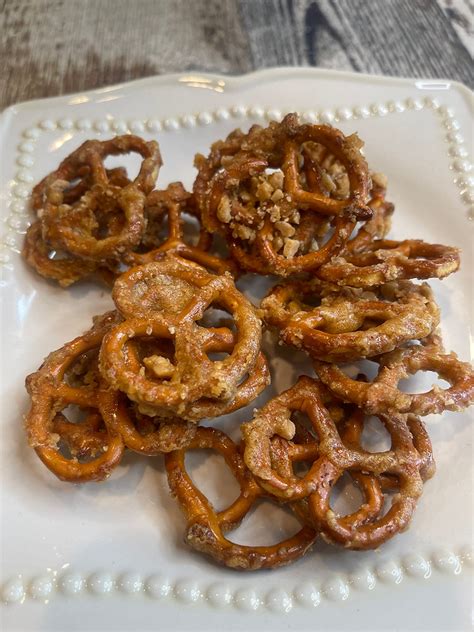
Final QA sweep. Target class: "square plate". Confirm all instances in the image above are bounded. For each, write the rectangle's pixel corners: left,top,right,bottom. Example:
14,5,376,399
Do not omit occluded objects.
0,68,473,632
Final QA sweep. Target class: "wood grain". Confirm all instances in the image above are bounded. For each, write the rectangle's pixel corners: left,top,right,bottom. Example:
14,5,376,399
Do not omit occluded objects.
0,0,472,111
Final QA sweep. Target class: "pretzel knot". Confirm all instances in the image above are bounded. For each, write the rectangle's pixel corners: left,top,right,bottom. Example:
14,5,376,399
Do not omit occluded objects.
22,221,117,287
194,113,373,275
33,136,161,210
124,182,234,275
261,280,440,362
98,389,198,455
100,258,268,420
165,426,318,570
34,136,161,262
24,312,125,482
241,377,429,549
317,239,460,287
314,335,474,416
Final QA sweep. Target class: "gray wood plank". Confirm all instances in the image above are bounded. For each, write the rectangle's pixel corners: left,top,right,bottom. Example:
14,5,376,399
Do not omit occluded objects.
0,0,253,110
239,0,474,86
1,0,472,111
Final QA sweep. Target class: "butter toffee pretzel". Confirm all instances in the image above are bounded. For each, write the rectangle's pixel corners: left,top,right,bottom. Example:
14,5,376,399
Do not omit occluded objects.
22,115,472,570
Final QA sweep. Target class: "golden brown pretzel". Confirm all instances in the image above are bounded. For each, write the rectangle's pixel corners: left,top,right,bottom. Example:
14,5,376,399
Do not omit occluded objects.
100,258,264,417
207,156,357,275
25,312,125,482
32,135,161,211
98,389,197,455
22,221,114,287
306,410,424,550
124,182,234,275
36,136,161,262
242,377,427,549
314,336,474,416
194,113,372,275
261,280,440,362
317,239,461,287
165,426,318,570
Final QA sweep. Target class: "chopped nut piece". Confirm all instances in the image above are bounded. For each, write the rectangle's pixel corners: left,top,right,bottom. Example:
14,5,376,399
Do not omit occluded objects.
269,205,281,223
334,173,350,199
268,171,284,190
372,172,388,189
283,238,300,258
217,196,232,223
271,189,284,202
275,221,295,237
256,180,274,202
143,355,175,379
321,172,336,193
273,235,284,252
232,224,256,242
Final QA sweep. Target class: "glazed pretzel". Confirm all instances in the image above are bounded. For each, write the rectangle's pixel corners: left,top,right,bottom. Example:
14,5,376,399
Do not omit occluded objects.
38,136,162,261
317,239,460,287
100,258,264,417
25,312,125,482
314,335,474,416
242,377,427,549
306,408,426,550
261,280,440,362
165,426,318,570
22,221,117,288
98,388,197,455
194,114,372,275
281,120,372,218
32,135,161,210
124,182,233,275
208,156,357,276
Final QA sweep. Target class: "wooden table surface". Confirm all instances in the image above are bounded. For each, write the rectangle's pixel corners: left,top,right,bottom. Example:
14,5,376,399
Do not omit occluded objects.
1,0,472,111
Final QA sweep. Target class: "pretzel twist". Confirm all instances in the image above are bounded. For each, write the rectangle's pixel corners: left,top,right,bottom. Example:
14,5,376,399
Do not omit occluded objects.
25,312,125,482
165,426,318,570
261,280,440,362
314,336,474,416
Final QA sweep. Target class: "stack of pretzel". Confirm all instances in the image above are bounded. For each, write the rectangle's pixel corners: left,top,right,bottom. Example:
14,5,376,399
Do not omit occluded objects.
23,114,474,570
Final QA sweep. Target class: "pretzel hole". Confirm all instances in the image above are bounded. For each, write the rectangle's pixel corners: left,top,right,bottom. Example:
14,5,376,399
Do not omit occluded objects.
316,224,336,248
380,490,397,518
339,360,379,381
206,352,231,362
298,294,323,309
292,459,312,478
291,411,319,442
360,416,392,453
398,371,449,394
227,500,303,546
185,450,240,511
181,213,202,246
60,404,88,425
104,154,141,182
197,307,237,334
65,350,100,387
54,407,106,462
94,210,126,239
330,473,366,516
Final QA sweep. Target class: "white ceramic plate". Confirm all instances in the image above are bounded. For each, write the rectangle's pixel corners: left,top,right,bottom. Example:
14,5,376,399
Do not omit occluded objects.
0,68,473,632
